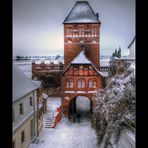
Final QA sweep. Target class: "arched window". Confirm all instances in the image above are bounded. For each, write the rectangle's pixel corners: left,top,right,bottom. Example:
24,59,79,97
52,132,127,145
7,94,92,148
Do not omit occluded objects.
88,79,93,88
65,79,74,88
69,80,73,88
66,81,69,88
89,79,96,88
77,79,85,88
93,81,96,88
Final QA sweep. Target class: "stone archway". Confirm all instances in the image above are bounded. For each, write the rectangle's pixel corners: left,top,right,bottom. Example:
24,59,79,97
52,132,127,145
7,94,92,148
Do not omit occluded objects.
69,96,93,120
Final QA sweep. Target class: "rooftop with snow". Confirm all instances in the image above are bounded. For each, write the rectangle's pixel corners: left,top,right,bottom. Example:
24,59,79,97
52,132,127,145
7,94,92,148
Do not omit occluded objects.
13,64,40,103
71,50,91,64
63,1,100,24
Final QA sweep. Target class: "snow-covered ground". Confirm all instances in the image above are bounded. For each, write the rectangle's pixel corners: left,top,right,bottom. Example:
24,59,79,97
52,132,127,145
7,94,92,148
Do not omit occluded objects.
28,96,98,148
47,97,61,112
28,117,98,148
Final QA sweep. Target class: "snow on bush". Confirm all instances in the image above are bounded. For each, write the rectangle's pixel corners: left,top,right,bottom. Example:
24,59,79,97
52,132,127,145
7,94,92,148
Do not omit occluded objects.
91,60,135,147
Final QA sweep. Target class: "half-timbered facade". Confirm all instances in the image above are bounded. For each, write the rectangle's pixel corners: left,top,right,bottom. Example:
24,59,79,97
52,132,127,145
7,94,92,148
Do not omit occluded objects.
61,50,105,117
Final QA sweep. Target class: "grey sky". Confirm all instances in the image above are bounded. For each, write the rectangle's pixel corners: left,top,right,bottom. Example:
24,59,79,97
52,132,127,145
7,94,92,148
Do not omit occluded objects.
13,0,135,56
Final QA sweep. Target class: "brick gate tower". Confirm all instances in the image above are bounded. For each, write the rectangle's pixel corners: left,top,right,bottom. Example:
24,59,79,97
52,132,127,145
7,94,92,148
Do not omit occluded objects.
63,1,101,70
61,1,104,117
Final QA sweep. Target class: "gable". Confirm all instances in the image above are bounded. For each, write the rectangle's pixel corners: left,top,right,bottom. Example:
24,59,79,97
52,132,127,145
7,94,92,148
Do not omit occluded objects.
62,63,103,78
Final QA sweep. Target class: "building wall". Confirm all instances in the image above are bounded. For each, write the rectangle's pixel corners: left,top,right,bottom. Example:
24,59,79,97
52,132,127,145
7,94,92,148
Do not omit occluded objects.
61,64,104,117
129,39,135,59
13,92,36,122
37,88,44,136
13,115,35,148
64,23,100,69
13,90,38,148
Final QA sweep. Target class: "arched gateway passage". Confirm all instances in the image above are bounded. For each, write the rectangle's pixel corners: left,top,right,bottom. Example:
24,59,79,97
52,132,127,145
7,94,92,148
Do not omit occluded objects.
69,96,93,120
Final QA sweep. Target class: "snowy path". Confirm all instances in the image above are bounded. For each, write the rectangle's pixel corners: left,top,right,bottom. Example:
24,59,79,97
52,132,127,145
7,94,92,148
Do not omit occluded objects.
28,117,98,148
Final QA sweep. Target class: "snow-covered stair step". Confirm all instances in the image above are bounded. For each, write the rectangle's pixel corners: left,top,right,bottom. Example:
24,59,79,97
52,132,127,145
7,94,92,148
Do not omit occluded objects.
43,112,55,128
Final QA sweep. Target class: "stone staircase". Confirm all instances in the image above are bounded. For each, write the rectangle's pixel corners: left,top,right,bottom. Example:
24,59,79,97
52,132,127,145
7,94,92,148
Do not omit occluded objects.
43,112,55,128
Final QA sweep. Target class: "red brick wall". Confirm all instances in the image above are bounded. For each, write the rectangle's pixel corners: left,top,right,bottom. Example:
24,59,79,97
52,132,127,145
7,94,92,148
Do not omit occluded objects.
64,23,100,69
54,106,62,128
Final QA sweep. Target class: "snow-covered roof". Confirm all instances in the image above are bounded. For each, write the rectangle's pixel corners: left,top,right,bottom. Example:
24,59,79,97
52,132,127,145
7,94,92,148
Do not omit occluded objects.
71,50,91,64
98,71,109,77
100,59,110,67
63,1,100,24
33,80,41,87
13,64,40,103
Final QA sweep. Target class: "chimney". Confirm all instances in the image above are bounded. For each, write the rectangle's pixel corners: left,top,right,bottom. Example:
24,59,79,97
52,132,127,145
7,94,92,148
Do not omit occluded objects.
96,13,99,18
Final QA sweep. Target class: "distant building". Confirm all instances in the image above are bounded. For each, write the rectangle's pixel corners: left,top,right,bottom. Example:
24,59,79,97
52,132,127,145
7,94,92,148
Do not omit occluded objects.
12,64,46,148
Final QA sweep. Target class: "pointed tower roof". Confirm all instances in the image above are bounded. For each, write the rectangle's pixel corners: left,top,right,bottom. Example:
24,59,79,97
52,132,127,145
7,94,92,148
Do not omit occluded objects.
71,50,91,64
63,1,100,24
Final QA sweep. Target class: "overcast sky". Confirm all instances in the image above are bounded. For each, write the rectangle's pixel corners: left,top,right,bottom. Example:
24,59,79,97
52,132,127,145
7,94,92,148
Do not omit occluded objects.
13,0,135,57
